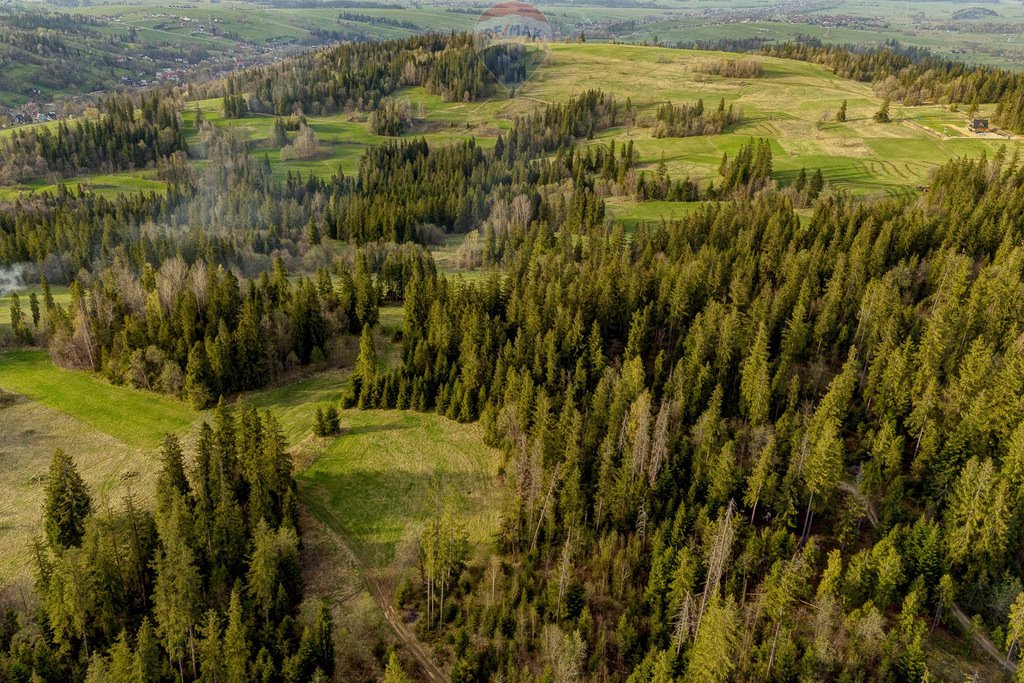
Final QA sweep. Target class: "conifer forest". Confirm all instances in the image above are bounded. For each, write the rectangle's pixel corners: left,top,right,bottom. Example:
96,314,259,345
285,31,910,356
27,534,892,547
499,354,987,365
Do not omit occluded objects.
3,6,1024,682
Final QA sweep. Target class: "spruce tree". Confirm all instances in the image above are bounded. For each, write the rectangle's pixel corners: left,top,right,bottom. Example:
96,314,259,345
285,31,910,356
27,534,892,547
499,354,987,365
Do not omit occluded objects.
184,341,214,410
739,322,771,425
313,407,327,437
383,651,411,683
224,589,250,683
808,169,824,199
349,324,377,407
43,449,92,549
874,98,891,123
324,406,340,435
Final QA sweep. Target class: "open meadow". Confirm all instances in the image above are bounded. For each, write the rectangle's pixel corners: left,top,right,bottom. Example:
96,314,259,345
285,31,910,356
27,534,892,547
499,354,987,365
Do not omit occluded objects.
7,41,1021,226
299,410,500,568
0,350,195,583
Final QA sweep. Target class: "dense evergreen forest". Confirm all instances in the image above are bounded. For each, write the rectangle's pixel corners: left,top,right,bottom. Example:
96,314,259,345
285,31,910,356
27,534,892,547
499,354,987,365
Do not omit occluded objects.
0,405,331,681
0,94,186,184
341,150,1024,680
7,30,1024,682
201,34,528,117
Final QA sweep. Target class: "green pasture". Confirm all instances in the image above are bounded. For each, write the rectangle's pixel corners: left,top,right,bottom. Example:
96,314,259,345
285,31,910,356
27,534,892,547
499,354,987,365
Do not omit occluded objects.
0,350,195,450
6,41,1024,225
0,349,195,584
299,409,501,567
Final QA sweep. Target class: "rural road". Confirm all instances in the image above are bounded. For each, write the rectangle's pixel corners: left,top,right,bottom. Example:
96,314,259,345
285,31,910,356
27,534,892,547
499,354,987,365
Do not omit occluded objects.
300,487,447,682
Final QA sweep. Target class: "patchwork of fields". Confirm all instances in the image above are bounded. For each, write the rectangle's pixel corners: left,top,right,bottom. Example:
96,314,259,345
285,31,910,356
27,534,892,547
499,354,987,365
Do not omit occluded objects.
6,42,1020,224
1,33,1021,638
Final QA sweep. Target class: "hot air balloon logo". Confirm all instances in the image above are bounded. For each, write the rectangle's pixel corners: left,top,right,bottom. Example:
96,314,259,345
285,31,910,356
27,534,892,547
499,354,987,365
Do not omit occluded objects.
473,1,552,92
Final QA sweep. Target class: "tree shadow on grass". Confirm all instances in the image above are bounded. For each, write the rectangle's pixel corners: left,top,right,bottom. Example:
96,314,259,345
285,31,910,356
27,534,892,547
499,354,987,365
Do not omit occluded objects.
299,467,495,568
342,421,413,437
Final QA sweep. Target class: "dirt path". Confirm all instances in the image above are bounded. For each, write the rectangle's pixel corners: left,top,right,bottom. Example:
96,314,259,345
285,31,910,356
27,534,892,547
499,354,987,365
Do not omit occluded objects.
839,479,1016,674
300,486,447,682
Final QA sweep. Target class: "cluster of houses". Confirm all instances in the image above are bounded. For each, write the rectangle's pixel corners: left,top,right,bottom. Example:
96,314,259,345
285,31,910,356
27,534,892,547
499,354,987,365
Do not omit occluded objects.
4,110,58,128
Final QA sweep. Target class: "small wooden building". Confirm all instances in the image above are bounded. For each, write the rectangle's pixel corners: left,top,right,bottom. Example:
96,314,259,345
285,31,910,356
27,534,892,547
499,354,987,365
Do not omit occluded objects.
970,118,990,133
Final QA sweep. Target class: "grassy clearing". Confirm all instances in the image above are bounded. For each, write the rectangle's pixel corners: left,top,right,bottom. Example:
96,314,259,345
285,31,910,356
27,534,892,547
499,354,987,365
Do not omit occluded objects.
0,172,166,201
428,232,493,283
0,350,195,450
0,394,165,584
606,197,704,228
300,410,501,568
223,313,498,571
0,286,71,329
242,356,502,569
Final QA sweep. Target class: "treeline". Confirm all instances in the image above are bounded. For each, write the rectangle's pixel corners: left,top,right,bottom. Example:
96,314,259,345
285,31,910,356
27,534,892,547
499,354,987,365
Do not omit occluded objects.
207,34,526,117
638,138,777,202
0,405,333,681
507,89,619,155
29,254,382,408
338,11,419,30
695,58,763,78
0,94,186,184
760,40,1024,131
652,97,739,138
334,151,1024,680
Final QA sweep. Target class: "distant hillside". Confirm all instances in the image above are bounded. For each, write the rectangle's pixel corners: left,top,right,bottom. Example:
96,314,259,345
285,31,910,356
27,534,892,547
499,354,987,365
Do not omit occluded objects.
952,6,1000,19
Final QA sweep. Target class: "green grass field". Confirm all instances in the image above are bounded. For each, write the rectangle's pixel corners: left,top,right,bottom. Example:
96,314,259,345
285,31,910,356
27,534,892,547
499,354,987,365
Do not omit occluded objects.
0,350,196,583
299,410,501,568
0,350,195,450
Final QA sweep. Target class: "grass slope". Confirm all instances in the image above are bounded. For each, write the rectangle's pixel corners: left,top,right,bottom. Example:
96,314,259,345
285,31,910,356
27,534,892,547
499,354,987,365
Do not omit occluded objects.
0,350,195,584
0,350,194,450
300,410,501,568
0,394,166,583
